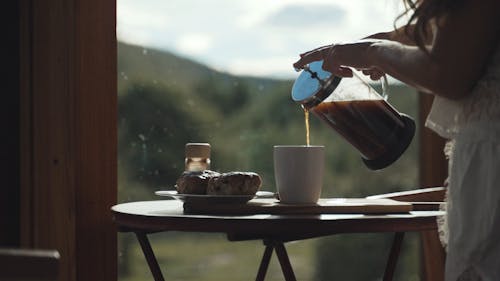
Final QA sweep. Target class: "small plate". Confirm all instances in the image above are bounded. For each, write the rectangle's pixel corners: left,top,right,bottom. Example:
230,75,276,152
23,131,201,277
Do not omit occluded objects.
155,190,275,204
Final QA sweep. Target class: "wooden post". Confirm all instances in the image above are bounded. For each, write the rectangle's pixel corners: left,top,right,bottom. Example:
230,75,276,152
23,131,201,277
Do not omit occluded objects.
19,0,117,280
418,93,447,281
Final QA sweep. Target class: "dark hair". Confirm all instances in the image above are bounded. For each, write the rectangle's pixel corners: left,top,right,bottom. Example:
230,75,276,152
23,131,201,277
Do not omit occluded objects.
399,0,465,52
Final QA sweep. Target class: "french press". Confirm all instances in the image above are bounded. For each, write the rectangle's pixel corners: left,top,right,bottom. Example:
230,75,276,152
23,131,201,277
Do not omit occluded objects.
292,61,415,170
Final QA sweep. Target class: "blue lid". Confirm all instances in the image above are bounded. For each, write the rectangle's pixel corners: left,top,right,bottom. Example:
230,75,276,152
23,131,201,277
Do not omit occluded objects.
291,60,333,102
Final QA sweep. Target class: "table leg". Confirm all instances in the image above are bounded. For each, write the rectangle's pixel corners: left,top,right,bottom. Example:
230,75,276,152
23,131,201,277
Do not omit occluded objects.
273,242,297,281
383,232,405,281
256,245,274,281
135,232,166,281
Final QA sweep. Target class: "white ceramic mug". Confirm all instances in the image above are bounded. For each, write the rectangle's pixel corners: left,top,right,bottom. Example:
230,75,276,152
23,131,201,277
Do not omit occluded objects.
273,145,325,204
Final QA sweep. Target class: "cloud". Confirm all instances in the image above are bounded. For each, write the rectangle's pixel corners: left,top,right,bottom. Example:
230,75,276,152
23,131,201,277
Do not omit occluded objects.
117,0,403,78
264,4,346,28
225,56,298,78
175,33,214,56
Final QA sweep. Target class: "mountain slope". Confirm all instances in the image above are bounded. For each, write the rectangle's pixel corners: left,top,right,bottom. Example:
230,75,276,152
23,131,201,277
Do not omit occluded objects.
118,42,292,96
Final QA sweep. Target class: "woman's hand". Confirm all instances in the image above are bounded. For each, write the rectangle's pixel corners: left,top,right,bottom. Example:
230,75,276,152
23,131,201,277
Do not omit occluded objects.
293,39,385,80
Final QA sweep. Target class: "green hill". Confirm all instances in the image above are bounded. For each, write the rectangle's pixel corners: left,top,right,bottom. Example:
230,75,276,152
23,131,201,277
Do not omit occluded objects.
118,42,290,96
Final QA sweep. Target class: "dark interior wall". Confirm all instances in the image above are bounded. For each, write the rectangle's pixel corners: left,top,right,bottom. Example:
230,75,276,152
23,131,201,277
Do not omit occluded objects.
0,0,20,246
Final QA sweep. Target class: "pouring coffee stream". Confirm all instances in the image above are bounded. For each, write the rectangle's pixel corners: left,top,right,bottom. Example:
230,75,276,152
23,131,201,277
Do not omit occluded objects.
304,107,311,146
301,65,323,147
292,61,415,170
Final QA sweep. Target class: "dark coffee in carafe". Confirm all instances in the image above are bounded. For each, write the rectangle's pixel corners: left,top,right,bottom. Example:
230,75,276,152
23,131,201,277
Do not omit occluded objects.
292,61,415,170
310,99,411,161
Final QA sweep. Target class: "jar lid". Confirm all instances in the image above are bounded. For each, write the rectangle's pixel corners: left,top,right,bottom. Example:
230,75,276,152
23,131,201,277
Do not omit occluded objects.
185,143,211,158
291,60,342,107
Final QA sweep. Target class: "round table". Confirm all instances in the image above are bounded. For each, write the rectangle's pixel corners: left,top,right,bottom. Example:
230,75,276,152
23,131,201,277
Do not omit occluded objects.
112,200,442,281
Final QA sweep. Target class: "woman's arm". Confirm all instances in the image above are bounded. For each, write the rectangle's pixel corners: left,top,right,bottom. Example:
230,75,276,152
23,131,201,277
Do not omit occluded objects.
360,25,431,80
365,24,431,46
294,0,500,99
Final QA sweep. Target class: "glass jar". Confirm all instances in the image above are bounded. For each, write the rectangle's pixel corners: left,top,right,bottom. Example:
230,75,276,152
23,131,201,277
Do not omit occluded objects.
185,143,211,171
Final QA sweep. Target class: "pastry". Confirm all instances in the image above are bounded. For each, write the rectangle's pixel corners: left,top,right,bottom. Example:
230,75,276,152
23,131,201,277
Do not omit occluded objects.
175,170,220,194
207,172,262,196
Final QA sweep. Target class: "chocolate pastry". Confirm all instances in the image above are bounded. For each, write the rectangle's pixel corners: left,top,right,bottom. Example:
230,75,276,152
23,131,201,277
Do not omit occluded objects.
207,172,262,196
175,170,220,194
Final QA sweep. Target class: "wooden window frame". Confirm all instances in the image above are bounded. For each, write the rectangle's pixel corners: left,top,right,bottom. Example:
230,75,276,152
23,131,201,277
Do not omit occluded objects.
19,0,117,280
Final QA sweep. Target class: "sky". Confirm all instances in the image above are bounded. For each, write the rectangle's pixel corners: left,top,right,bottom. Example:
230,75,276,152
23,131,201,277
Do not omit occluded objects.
117,0,407,79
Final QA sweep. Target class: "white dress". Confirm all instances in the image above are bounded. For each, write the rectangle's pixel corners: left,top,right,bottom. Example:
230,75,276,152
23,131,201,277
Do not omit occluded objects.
425,43,500,281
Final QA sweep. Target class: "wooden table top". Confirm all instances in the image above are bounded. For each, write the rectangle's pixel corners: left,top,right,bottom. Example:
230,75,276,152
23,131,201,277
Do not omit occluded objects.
112,200,442,241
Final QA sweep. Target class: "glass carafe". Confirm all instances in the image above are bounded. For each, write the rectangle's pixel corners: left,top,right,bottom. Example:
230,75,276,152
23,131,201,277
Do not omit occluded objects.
292,61,415,170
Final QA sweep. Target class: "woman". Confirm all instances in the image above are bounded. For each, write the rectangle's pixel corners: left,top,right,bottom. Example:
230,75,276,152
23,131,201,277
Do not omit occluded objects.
293,0,500,280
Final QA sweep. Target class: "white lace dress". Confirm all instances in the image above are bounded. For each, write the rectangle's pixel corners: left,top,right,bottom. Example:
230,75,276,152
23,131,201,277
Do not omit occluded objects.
425,43,500,281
